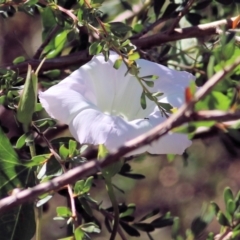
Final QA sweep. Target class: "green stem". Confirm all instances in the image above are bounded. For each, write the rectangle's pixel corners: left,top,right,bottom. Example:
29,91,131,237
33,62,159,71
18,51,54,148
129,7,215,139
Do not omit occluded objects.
29,143,36,158
28,133,42,240
35,206,42,240
105,177,119,240
136,75,169,118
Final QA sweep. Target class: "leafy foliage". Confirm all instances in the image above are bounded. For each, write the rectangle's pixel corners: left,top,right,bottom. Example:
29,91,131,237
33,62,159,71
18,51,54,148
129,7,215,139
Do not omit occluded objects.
0,0,240,239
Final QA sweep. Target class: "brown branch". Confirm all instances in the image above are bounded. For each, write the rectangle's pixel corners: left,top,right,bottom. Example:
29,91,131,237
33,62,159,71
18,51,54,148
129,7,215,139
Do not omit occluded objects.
192,110,240,122
2,16,238,74
130,16,169,40
131,16,235,49
4,50,91,74
167,0,195,34
0,57,240,213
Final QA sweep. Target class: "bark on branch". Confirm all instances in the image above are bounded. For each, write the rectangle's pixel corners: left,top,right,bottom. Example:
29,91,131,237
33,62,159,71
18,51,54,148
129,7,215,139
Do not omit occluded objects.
2,16,238,74
0,57,240,213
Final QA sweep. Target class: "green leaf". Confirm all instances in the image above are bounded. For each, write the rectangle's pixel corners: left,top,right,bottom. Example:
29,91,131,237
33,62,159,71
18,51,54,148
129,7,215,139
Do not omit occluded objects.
191,216,207,237
33,118,56,129
37,162,47,179
217,212,230,226
13,56,25,64
68,139,77,157
128,52,140,61
211,202,220,215
207,232,214,240
171,217,180,238
74,227,85,240
15,133,28,149
59,144,69,160
41,8,56,32
83,176,93,192
103,161,123,179
142,75,159,80
74,176,93,196
133,223,155,232
89,42,103,55
46,30,68,59
0,127,35,240
143,80,154,88
113,58,123,70
152,92,163,98
108,22,132,37
0,96,6,104
140,91,147,109
54,30,67,48
227,199,236,215
43,69,61,79
232,230,240,238
16,65,38,131
56,206,72,218
224,187,234,207
81,223,101,233
0,127,27,190
98,144,108,159
120,204,136,218
99,144,123,178
120,221,140,237
133,23,144,33
234,213,240,221
79,197,93,216
36,194,53,207
207,55,215,78
158,102,173,112
24,154,52,167
35,103,43,112
121,39,130,47
195,91,231,111
151,215,174,228
235,191,240,205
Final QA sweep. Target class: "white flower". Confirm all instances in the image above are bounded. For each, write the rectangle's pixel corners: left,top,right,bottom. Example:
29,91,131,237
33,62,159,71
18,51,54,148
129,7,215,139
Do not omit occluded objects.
39,52,193,155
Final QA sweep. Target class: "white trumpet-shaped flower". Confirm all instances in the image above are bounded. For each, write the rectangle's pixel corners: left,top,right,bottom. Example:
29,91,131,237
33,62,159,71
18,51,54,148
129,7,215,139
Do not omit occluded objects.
39,52,193,155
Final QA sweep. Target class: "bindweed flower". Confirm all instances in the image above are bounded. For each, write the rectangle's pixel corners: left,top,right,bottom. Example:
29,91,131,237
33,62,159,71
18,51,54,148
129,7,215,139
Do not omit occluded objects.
39,52,194,155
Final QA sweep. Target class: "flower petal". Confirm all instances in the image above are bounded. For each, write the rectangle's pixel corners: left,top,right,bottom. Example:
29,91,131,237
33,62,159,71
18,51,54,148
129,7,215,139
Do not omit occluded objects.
69,107,190,155
148,132,192,155
39,52,193,156
69,109,151,151
39,83,98,124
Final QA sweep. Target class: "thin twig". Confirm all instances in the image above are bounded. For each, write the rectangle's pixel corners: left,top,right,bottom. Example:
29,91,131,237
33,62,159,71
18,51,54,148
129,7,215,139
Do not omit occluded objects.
167,62,206,75
130,16,169,40
33,26,60,59
90,202,127,240
3,16,237,74
191,110,240,122
0,57,240,213
167,0,195,34
33,124,78,229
